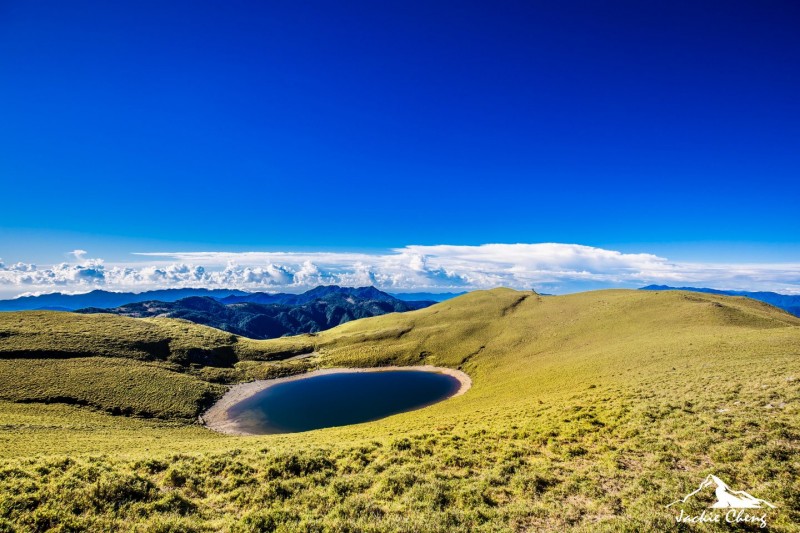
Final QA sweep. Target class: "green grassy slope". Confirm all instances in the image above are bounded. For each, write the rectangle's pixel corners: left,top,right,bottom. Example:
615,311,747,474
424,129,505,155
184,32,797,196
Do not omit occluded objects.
0,289,798,531
0,310,317,364
0,311,317,419
0,358,225,419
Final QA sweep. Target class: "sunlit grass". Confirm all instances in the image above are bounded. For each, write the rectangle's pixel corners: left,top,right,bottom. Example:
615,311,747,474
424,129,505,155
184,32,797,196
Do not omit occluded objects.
0,289,798,531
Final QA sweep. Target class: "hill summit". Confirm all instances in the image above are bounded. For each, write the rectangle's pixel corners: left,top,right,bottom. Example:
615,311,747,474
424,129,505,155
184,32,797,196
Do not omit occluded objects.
640,285,800,317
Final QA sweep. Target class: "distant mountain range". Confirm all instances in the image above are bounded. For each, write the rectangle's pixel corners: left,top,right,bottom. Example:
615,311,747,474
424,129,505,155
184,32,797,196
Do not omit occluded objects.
0,288,249,311
640,285,800,317
389,292,467,302
219,285,412,306
0,286,462,311
76,286,435,339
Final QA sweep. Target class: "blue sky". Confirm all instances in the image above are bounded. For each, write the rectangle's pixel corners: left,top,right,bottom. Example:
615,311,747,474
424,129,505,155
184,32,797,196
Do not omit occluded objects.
1,1,799,296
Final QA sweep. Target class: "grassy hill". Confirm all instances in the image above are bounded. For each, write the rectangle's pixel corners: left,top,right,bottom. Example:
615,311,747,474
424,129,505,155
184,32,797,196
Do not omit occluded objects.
0,310,319,363
0,288,798,531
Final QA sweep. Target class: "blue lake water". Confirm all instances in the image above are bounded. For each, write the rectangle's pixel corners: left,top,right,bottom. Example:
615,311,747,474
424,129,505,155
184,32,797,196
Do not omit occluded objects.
225,370,462,434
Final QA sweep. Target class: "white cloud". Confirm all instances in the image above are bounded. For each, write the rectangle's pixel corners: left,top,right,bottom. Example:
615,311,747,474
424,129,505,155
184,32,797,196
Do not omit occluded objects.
1,243,799,299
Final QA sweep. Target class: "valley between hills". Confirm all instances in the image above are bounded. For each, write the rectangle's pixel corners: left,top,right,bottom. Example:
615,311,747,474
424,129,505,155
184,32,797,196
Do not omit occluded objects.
0,288,798,531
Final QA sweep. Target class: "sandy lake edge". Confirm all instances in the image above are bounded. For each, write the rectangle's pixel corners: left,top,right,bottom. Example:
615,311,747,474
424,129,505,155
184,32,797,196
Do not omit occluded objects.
201,366,472,436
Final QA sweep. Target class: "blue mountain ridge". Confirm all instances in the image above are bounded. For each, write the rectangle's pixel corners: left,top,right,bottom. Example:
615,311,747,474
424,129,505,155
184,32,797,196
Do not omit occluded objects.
389,292,467,303
75,286,436,339
0,286,459,312
0,288,249,311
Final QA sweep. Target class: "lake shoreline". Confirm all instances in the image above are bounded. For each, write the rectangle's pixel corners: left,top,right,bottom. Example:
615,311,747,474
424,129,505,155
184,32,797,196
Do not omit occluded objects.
201,365,472,436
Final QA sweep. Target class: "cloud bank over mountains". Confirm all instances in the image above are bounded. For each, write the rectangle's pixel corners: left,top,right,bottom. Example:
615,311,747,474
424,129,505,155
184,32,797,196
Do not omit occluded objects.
1,243,799,298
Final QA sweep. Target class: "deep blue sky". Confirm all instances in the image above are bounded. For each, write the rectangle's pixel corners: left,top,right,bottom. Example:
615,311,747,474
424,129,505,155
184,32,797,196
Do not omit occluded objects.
1,1,799,262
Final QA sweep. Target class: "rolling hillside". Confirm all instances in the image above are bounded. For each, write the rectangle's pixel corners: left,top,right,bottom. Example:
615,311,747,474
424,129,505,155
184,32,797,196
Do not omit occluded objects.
640,284,800,317
0,288,798,531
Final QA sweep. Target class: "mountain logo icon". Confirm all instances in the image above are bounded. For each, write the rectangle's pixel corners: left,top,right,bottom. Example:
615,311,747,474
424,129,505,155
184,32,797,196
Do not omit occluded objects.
667,474,776,510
